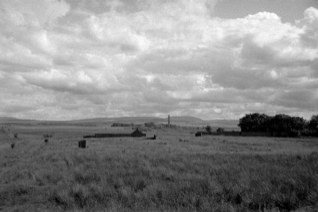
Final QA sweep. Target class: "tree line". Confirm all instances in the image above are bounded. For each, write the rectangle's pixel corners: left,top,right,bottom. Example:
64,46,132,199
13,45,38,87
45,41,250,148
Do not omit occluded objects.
238,113,318,137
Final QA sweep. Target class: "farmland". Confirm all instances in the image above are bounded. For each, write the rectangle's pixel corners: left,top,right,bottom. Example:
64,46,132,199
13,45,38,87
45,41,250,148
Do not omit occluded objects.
0,121,318,212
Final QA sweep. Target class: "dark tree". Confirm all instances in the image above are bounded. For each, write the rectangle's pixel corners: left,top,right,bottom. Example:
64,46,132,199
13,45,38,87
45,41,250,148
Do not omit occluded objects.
309,115,318,131
269,114,291,134
290,116,306,131
205,125,212,134
217,127,224,133
238,113,270,132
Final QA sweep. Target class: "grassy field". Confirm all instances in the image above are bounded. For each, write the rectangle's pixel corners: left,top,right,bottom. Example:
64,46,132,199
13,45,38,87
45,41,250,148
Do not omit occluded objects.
0,125,318,212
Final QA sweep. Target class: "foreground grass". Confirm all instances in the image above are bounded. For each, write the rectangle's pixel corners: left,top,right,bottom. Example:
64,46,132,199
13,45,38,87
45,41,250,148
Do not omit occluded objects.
0,134,318,212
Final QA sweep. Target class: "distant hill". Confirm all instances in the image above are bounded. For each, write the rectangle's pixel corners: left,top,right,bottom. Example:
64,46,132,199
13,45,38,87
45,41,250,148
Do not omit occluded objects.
0,116,239,129
73,117,165,124
0,116,17,121
63,116,206,126
205,119,240,131
168,116,204,123
0,117,18,121
0,117,38,124
207,119,239,126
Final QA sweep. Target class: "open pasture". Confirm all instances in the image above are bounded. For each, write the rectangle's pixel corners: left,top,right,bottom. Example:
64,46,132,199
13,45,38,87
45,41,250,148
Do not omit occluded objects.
0,125,318,212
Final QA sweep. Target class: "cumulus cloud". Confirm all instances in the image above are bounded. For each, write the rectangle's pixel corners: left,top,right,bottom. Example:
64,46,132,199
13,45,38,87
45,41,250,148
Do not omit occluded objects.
0,0,318,120
0,0,70,27
299,7,318,48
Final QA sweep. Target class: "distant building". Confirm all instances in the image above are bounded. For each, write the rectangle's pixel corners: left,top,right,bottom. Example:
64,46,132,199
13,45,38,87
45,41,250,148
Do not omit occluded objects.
85,129,146,138
131,128,146,137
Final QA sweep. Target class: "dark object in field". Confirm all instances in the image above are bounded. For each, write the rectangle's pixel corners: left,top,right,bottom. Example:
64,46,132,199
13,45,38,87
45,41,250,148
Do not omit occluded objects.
45,139,48,143
195,131,208,137
83,135,95,138
147,134,157,140
78,140,86,148
43,133,53,138
95,128,146,138
195,132,201,137
11,143,15,149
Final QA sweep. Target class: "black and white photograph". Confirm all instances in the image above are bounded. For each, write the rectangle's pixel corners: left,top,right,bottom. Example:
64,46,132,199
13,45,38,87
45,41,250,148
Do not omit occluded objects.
0,0,318,211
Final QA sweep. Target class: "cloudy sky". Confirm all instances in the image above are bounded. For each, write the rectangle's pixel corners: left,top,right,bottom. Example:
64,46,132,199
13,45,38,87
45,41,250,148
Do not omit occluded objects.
0,0,318,120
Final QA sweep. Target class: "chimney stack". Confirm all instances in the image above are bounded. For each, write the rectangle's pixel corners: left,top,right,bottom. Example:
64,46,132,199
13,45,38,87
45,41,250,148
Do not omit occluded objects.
168,115,170,127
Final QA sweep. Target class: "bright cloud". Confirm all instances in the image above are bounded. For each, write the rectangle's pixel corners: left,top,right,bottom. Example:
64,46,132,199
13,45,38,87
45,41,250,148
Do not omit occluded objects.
0,0,317,120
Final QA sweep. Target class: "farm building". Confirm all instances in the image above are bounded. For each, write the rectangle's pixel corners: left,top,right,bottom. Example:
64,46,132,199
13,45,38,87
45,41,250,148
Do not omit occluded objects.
84,129,146,138
95,132,131,138
131,128,146,137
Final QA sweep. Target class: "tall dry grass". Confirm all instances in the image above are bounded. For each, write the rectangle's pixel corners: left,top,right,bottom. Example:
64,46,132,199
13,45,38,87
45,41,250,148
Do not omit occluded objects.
0,133,318,212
